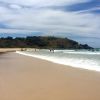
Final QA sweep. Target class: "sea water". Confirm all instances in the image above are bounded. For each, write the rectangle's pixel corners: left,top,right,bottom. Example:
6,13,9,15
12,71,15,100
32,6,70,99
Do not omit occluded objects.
16,49,100,72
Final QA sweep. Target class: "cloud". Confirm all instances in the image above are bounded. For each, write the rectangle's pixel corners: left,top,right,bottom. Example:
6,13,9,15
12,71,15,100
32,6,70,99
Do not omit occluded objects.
9,4,22,9
0,28,34,34
0,0,90,7
1,8,99,37
75,7,100,13
0,0,100,47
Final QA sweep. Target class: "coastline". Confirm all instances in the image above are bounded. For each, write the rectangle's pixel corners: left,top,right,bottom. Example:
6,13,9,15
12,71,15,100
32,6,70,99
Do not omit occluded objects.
16,51,100,72
0,52,100,100
0,48,21,53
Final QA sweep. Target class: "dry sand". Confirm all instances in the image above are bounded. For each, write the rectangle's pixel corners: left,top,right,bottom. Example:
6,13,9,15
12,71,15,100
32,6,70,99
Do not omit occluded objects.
0,48,21,53
0,52,100,100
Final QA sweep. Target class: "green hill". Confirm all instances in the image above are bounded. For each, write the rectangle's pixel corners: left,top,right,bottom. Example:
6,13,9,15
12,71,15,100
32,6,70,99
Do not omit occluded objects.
0,36,93,49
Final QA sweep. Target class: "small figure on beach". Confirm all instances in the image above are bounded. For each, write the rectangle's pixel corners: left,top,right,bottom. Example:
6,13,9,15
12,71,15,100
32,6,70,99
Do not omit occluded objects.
35,48,37,52
21,48,27,51
50,48,54,53
21,48,24,51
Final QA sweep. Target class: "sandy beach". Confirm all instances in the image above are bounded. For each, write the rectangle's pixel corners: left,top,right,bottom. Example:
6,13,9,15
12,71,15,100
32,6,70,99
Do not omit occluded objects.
0,48,21,53
0,52,100,100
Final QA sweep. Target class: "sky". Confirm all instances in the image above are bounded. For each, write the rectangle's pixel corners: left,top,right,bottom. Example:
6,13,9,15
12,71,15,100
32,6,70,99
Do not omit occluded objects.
0,0,100,47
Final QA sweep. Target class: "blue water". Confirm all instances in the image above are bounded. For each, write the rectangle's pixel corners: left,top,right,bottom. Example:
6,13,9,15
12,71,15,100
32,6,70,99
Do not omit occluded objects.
16,49,100,72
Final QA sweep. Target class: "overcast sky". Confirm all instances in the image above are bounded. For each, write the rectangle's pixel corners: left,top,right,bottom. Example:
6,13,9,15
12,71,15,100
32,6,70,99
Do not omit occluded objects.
0,0,100,47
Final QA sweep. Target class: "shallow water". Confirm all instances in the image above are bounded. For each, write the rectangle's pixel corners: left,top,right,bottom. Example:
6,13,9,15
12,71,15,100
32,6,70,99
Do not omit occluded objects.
16,49,100,72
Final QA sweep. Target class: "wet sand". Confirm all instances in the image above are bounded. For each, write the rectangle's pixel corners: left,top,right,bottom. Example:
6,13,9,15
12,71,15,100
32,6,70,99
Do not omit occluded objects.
0,52,100,100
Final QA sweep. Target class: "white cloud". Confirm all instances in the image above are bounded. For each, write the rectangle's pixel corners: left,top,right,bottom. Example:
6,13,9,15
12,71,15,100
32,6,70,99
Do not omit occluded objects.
1,10,100,36
9,4,22,9
0,28,34,34
76,7,100,13
0,0,90,6
0,0,100,47
1,8,99,37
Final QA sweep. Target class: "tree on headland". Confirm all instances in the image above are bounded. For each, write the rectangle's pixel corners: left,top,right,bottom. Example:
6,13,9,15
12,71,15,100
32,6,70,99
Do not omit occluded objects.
0,36,93,49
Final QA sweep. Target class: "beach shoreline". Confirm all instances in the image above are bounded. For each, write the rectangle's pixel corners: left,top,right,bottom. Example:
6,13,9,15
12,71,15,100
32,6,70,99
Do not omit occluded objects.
16,50,100,72
0,52,100,100
0,48,21,53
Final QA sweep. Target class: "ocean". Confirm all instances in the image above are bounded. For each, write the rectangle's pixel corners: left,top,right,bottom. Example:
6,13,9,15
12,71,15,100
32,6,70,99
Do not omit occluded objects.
16,49,100,72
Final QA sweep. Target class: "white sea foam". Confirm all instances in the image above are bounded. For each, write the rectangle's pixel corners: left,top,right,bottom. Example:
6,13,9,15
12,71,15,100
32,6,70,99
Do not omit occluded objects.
63,51,100,55
54,50,100,55
16,51,100,72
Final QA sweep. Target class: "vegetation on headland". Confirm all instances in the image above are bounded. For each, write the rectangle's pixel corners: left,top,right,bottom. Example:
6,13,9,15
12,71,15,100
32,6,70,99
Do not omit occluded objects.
0,36,93,49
